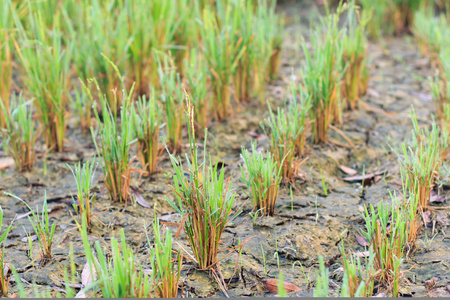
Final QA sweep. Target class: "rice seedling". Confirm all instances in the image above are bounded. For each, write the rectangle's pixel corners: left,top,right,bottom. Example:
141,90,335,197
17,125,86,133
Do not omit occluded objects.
395,108,444,210
277,273,288,297
0,94,37,172
240,142,283,216
0,206,13,296
131,92,163,177
301,5,345,143
261,99,308,184
230,0,254,103
89,56,136,204
79,215,154,298
430,49,450,123
68,159,98,230
255,0,284,80
252,0,284,103
13,8,72,152
339,244,376,297
63,0,129,110
359,0,426,37
412,7,449,59
361,198,406,291
158,56,185,153
125,0,185,95
145,216,182,298
6,192,56,263
313,256,329,297
71,85,92,131
0,0,15,128
341,1,371,110
183,49,210,133
200,5,246,121
165,96,242,292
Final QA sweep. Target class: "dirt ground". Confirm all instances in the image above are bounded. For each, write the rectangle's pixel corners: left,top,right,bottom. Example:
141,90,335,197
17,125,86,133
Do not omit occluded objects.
0,0,449,298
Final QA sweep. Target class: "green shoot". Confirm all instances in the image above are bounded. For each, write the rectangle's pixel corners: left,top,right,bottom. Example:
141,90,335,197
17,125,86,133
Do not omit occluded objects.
6,192,56,263
261,99,307,184
68,159,98,230
301,4,345,143
240,142,282,216
79,215,153,298
200,5,246,121
0,205,13,296
0,94,37,172
145,216,182,298
277,273,288,297
13,7,72,152
165,96,240,282
183,49,210,133
89,56,136,204
341,1,371,110
131,92,163,176
313,256,329,297
158,56,184,154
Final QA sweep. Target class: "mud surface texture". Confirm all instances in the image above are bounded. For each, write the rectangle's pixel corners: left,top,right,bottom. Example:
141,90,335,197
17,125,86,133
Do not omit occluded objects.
0,1,449,298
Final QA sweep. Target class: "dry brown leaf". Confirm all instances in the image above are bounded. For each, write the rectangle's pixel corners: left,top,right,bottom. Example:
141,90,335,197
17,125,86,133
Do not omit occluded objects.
263,279,301,293
429,190,446,203
355,235,369,247
21,235,38,242
131,187,151,208
0,157,14,170
339,165,357,175
423,211,432,225
436,213,448,227
343,171,386,186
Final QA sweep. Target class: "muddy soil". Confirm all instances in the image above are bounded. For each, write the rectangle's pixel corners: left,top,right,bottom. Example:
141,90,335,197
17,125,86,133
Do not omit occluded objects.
0,1,449,298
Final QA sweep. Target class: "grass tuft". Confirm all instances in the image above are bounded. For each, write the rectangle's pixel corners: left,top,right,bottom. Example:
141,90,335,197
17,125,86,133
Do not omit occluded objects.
0,94,37,172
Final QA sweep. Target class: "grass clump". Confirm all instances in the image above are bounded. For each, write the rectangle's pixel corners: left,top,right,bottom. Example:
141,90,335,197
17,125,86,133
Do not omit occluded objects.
339,244,376,297
341,1,371,110
395,108,445,210
165,96,241,292
261,89,309,184
0,0,15,128
87,56,136,204
240,143,283,216
252,0,284,104
301,5,345,143
6,193,56,263
68,159,98,230
145,217,182,298
132,93,163,176
0,95,37,172
183,50,210,134
200,6,246,121
412,7,449,59
362,199,405,296
360,0,426,37
79,216,153,298
158,56,185,154
13,9,72,152
0,206,13,296
64,0,129,110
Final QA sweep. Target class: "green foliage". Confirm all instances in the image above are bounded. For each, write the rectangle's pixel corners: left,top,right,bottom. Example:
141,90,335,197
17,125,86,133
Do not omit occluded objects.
0,94,36,172
165,99,239,272
68,159,98,229
145,217,182,298
158,56,185,153
240,142,282,216
301,4,345,143
132,92,162,176
88,55,136,204
6,192,56,262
